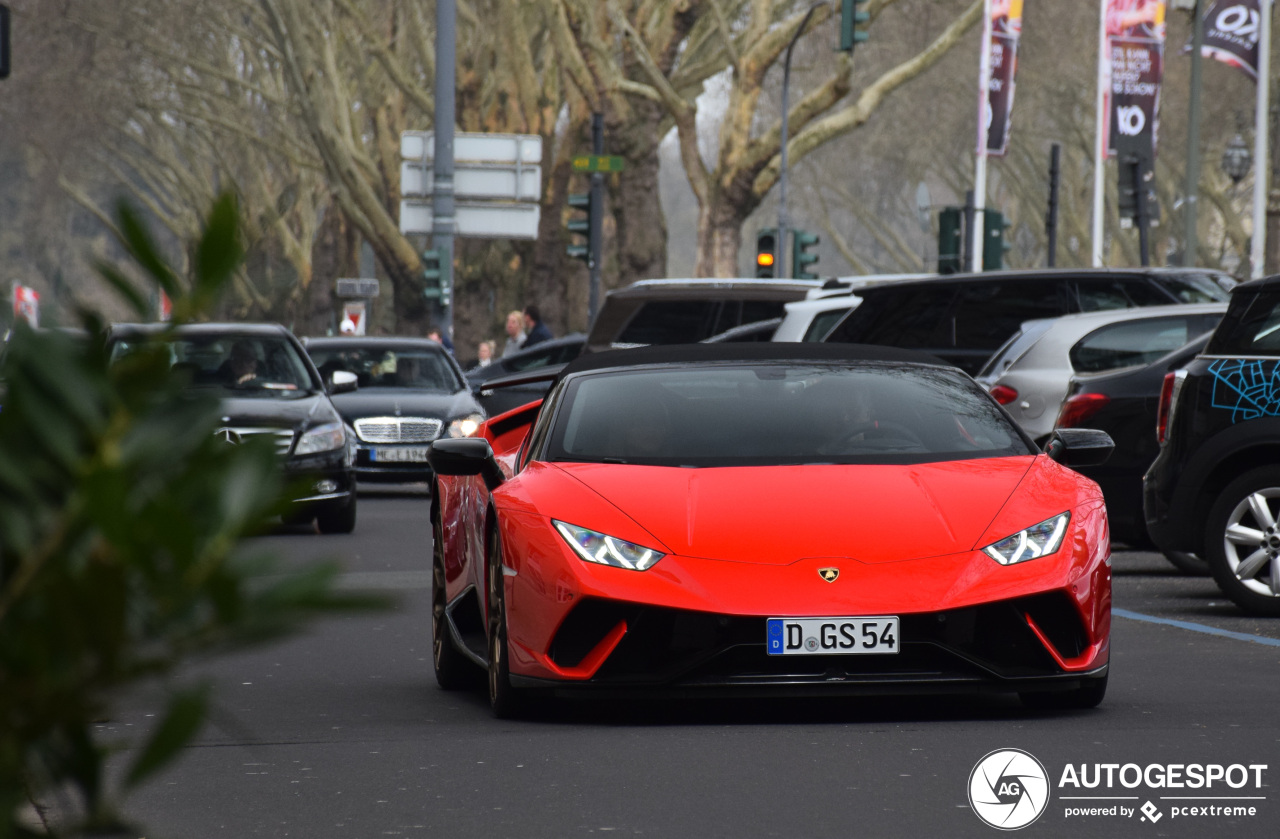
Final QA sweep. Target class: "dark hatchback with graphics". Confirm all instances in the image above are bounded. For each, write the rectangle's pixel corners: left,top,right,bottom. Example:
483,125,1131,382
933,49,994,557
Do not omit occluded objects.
107,323,358,533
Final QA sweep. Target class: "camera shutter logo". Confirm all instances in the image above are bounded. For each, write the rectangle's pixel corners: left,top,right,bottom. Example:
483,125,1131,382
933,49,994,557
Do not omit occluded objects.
968,748,1050,830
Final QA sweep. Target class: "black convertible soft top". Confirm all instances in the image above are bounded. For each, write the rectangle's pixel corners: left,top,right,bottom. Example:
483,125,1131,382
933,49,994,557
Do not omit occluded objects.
557,342,952,378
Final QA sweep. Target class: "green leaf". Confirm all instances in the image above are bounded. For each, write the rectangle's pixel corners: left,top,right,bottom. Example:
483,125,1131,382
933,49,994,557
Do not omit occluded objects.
122,685,210,790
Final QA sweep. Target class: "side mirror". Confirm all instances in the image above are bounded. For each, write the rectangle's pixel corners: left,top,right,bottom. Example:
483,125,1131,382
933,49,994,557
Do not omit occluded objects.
1043,427,1113,468
329,370,358,394
427,437,505,490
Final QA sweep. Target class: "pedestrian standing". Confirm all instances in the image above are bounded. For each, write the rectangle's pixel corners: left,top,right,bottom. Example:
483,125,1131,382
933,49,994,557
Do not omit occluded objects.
521,304,553,350
475,340,495,368
502,310,526,357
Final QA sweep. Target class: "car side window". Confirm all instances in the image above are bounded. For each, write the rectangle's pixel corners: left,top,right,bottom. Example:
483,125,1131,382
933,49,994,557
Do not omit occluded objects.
1207,291,1280,355
952,281,1065,351
824,287,955,347
803,307,854,342
1072,278,1170,311
1069,316,1201,374
616,300,720,344
506,346,557,372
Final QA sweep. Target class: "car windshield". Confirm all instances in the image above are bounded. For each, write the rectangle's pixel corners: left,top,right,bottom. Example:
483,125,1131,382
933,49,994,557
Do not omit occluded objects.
546,362,1032,467
307,345,462,391
110,333,317,397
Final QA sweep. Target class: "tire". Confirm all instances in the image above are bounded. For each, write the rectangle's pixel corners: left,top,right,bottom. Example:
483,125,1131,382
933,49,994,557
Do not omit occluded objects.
316,496,357,534
1161,550,1209,576
1204,467,1280,616
431,507,472,690
486,523,526,719
1020,672,1108,711
281,509,314,527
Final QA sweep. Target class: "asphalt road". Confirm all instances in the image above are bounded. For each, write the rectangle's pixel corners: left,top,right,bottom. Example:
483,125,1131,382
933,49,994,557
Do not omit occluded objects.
110,489,1280,839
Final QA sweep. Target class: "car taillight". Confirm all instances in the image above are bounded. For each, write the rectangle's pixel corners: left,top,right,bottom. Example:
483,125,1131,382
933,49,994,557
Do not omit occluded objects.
1056,393,1110,428
1156,369,1188,445
990,384,1018,405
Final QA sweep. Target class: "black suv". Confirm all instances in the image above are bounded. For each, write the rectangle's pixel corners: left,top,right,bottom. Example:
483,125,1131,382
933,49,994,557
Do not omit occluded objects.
1145,276,1280,614
822,268,1232,374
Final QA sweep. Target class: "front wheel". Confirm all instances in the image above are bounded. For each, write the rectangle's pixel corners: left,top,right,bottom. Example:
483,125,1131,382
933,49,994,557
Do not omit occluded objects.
432,507,473,690
1204,468,1280,616
316,496,357,534
1162,550,1209,576
486,523,526,719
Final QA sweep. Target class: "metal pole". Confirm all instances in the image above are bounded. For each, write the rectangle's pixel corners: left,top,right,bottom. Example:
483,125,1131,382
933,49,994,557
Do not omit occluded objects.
1184,0,1205,267
433,0,457,340
588,113,604,321
1092,0,1108,267
1252,0,1272,278
1133,156,1151,267
963,190,976,273
972,0,993,271
1047,143,1061,267
778,3,821,280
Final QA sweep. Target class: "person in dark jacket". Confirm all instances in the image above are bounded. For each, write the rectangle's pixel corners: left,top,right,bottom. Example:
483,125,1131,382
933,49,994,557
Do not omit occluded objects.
521,305,553,349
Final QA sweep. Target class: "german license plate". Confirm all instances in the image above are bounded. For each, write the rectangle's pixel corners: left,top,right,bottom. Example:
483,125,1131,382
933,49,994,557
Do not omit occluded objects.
370,446,430,463
766,616,899,655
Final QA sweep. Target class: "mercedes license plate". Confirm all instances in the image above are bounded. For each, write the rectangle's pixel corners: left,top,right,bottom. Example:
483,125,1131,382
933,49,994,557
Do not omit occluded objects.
766,616,899,655
370,447,430,463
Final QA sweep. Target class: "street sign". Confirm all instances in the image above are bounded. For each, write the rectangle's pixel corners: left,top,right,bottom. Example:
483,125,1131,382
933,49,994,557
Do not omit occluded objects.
400,160,540,201
400,131,542,165
571,155,625,173
399,200,540,239
336,278,381,298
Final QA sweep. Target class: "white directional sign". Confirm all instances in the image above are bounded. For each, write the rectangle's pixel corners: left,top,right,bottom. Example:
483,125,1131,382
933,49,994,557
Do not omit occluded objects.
399,200,540,240
399,131,543,240
400,161,540,201
400,131,542,165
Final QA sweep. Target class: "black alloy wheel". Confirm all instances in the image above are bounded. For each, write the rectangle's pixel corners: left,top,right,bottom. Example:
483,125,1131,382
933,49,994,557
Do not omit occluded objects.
431,503,472,689
486,522,525,718
1204,467,1280,616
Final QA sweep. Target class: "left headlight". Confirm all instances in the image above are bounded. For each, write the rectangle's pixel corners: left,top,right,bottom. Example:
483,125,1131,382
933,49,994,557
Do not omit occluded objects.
295,421,346,455
447,413,484,438
982,512,1071,566
553,520,665,571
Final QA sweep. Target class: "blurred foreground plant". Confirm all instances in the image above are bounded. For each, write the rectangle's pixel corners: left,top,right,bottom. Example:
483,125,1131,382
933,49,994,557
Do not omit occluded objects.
0,195,382,837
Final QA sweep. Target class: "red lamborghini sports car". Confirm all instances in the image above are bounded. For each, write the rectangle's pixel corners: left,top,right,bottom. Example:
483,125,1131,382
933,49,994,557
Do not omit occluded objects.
427,344,1114,717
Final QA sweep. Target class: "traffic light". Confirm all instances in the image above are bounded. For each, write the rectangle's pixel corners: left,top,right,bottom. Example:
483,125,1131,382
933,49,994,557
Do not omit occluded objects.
755,228,778,278
1,4,11,80
983,210,1012,271
938,207,963,274
839,0,869,52
792,230,820,280
566,192,594,263
421,248,450,307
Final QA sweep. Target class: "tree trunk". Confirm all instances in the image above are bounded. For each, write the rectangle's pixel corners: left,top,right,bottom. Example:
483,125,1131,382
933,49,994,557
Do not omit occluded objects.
607,99,667,286
695,199,747,277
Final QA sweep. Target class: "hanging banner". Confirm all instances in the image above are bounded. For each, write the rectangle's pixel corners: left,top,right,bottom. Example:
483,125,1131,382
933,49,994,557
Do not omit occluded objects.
982,0,1025,155
1103,0,1167,160
12,284,39,328
1196,0,1263,80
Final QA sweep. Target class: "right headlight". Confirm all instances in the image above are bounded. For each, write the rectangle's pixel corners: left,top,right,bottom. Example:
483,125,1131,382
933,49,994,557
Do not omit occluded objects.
553,520,664,571
982,512,1070,566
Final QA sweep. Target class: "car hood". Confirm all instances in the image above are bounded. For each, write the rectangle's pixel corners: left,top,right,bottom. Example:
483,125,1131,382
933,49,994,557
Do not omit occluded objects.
329,388,481,422
549,457,1037,565
216,391,337,428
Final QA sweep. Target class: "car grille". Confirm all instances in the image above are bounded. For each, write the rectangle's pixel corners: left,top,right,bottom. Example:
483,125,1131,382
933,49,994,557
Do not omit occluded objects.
213,426,295,455
353,416,443,443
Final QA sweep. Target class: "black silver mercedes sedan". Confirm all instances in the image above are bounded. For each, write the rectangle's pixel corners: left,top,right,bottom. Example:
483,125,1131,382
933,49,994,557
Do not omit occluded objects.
304,337,484,482
107,322,359,533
